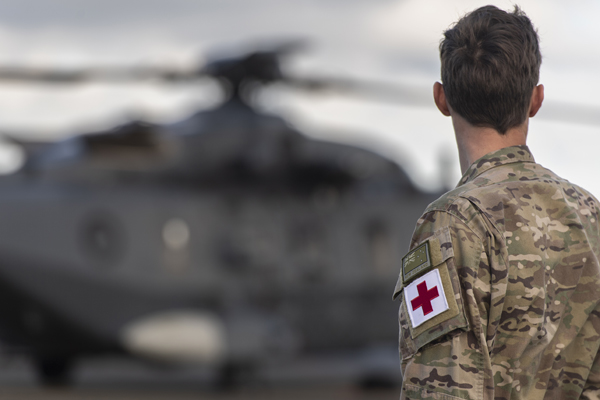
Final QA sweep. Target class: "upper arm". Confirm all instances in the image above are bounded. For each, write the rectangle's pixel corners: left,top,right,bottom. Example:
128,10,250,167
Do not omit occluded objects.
395,210,490,400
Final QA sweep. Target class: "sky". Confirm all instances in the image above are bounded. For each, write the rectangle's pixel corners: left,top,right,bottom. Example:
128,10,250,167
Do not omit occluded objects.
0,0,598,196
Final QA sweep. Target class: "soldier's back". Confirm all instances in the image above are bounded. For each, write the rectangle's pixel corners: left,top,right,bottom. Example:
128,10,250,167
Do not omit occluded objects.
454,147,600,398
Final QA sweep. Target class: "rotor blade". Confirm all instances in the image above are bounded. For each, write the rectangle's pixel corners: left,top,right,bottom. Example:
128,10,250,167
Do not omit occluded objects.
0,66,202,83
536,101,600,126
286,76,434,108
288,76,600,127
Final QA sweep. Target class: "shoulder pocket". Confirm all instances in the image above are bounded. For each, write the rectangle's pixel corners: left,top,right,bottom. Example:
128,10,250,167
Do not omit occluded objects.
394,226,469,359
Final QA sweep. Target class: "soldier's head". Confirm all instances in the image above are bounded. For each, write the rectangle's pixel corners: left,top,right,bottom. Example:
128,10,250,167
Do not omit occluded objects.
437,5,542,134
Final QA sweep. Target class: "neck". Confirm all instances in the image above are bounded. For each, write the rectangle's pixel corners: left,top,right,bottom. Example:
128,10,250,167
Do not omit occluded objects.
453,115,528,174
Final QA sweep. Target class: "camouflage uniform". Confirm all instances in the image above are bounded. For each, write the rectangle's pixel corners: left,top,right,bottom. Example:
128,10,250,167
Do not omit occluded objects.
393,145,600,400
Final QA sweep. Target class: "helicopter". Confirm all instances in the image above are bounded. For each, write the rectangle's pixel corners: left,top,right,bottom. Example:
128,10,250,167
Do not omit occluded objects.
0,43,442,387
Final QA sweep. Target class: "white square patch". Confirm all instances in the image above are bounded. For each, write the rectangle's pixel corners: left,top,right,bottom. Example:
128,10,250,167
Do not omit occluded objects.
403,268,449,328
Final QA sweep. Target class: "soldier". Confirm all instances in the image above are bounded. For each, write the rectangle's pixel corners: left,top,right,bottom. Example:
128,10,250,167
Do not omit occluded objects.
393,5,600,400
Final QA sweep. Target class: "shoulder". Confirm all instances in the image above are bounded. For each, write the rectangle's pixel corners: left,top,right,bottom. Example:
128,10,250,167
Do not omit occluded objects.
412,184,491,245
468,162,599,235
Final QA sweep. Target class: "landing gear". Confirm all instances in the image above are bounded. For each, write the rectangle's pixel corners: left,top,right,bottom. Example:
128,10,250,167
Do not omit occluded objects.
34,356,73,386
215,361,256,390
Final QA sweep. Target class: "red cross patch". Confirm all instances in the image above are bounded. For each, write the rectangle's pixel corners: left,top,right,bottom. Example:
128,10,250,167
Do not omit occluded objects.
403,268,449,328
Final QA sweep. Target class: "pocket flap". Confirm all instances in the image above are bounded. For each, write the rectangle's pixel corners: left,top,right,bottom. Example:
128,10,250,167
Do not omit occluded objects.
396,227,469,358
392,233,454,300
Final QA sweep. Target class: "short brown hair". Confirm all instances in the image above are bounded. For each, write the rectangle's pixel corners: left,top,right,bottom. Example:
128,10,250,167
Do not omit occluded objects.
440,5,541,134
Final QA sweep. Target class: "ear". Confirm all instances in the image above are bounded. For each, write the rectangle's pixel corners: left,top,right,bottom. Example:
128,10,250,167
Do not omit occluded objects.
528,84,544,117
433,82,451,116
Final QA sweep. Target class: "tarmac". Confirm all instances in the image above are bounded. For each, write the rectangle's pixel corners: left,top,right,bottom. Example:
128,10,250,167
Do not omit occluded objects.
0,354,401,400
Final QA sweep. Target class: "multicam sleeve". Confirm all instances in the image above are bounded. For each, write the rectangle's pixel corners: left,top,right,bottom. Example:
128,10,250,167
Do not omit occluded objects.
395,209,495,400
582,350,600,400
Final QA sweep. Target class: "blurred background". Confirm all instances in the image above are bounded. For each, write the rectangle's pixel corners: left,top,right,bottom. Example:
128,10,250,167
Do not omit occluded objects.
0,0,597,399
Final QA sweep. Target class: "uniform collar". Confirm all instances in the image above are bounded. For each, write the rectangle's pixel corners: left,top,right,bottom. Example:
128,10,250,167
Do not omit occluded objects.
458,145,535,186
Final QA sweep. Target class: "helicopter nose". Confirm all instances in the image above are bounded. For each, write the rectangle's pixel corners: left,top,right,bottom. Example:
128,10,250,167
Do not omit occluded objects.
120,311,226,364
